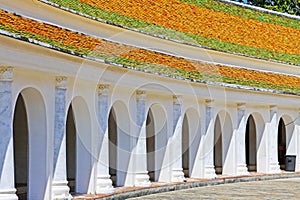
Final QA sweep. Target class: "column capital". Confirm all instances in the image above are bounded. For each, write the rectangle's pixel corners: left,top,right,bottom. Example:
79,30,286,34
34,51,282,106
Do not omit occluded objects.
136,90,146,101
98,84,110,96
270,105,278,112
55,76,67,89
237,102,246,111
0,67,13,81
205,99,215,107
173,95,182,105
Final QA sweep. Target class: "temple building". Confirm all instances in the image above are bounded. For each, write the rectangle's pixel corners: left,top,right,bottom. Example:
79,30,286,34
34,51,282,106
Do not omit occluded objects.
0,0,299,199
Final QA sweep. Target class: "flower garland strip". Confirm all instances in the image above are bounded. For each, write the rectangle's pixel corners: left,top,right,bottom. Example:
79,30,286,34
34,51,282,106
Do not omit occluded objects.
43,0,300,65
1,9,300,94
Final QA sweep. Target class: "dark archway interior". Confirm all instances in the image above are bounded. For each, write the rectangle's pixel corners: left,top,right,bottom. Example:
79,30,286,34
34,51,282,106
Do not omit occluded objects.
13,94,28,200
146,109,155,181
182,114,189,177
278,118,286,170
214,116,222,174
66,105,76,193
108,108,117,186
246,115,257,172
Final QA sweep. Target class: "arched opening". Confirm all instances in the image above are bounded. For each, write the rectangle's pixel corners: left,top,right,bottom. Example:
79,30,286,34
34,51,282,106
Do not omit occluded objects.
108,101,131,187
278,118,286,170
66,105,76,193
182,108,201,178
146,104,167,182
66,97,92,193
278,115,295,171
213,111,234,175
214,115,222,174
13,95,28,200
182,114,189,177
108,108,117,186
246,115,257,172
13,88,47,199
146,109,155,181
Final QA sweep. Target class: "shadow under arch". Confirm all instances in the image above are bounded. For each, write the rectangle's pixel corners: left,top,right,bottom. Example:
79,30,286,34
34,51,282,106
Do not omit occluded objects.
66,96,93,194
278,115,295,170
245,112,265,172
13,87,48,200
146,103,168,182
108,100,131,187
182,108,201,178
213,110,234,175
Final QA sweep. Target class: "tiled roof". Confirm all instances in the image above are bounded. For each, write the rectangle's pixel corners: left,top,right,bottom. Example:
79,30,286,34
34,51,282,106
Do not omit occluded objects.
1,9,300,94
41,0,300,65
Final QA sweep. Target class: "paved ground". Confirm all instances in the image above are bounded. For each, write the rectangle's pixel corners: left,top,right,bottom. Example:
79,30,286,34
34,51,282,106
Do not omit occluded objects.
129,178,300,200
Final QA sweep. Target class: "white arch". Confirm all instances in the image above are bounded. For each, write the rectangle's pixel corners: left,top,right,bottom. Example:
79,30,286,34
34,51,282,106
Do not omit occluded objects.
13,87,48,199
182,108,201,177
67,96,93,193
246,112,266,172
280,115,295,154
214,110,234,175
146,103,168,182
108,100,131,186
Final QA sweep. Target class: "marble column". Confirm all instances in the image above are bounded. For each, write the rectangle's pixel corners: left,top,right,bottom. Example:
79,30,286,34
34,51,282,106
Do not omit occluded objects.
170,95,185,182
134,90,151,187
296,109,300,171
235,103,249,175
52,76,72,199
0,67,18,200
203,99,217,178
267,105,281,173
95,84,115,194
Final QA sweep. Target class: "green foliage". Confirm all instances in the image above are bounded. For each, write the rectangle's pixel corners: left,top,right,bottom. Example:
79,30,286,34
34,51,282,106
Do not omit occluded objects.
236,0,300,15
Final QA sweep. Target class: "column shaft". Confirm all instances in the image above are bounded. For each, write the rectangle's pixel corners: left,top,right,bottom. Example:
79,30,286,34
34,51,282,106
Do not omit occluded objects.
52,76,71,199
203,100,216,178
134,91,151,187
95,84,114,194
0,67,17,200
171,96,185,182
235,103,249,175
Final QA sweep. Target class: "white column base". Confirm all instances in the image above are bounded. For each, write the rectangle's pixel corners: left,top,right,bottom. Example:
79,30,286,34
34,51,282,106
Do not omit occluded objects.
52,181,72,200
96,175,115,194
296,163,300,172
0,189,18,200
204,165,217,179
134,171,151,187
268,162,281,174
171,168,186,182
236,164,250,176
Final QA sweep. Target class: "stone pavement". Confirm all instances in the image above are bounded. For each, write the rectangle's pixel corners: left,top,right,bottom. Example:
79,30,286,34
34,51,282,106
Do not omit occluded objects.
130,177,300,199
73,172,300,199
73,171,300,200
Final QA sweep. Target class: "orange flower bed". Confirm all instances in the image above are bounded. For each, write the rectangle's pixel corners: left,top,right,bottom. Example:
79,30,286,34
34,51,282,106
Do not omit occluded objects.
121,49,300,88
1,9,300,91
80,0,300,56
